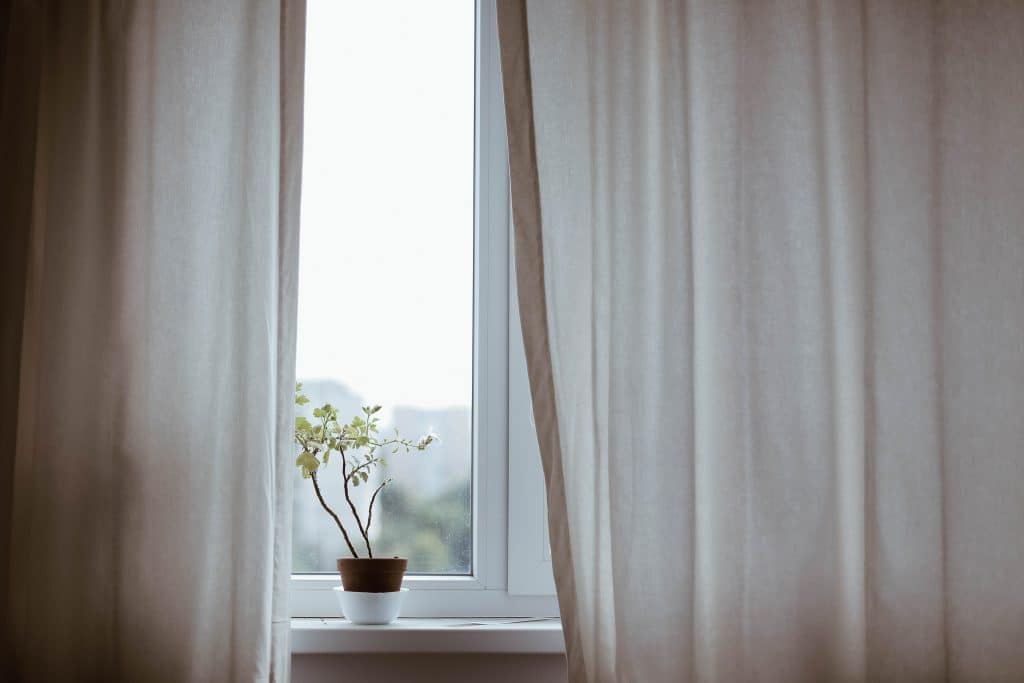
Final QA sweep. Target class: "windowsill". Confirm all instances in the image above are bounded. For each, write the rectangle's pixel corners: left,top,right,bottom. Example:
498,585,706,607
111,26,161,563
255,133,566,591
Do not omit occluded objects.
291,617,565,655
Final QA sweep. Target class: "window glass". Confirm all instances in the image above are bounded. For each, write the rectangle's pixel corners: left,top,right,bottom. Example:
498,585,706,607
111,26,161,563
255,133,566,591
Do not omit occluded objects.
294,0,474,574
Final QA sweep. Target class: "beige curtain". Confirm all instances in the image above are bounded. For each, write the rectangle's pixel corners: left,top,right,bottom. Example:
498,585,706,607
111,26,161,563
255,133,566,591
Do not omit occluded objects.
499,1,1024,681
1,1,305,680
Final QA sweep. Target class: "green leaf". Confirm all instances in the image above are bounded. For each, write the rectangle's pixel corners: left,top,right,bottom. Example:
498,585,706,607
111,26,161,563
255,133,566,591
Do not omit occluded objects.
295,416,312,431
295,451,320,476
359,470,369,483
322,451,330,465
351,476,360,487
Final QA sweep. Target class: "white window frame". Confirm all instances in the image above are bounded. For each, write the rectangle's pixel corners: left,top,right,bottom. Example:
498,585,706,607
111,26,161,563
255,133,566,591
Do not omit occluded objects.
290,0,557,618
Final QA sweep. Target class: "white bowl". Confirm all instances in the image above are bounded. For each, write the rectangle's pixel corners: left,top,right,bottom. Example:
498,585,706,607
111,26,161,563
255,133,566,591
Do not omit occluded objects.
333,587,409,625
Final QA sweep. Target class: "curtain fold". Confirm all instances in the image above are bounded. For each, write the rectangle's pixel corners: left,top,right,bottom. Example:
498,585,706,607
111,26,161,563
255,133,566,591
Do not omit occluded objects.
499,1,1024,681
1,1,305,680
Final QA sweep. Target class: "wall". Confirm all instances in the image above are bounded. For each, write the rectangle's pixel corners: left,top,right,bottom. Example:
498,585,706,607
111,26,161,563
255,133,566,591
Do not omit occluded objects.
293,654,568,683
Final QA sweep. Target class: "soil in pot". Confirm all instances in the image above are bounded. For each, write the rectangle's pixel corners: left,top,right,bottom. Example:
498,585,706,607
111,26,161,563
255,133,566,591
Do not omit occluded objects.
337,557,407,592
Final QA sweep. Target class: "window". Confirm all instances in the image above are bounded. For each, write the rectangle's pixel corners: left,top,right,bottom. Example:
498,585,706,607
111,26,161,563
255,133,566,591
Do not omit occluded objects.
294,0,474,578
292,0,556,617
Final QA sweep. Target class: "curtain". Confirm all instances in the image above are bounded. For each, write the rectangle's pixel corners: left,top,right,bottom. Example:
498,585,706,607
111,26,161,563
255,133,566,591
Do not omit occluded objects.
499,1,1024,681
1,1,305,680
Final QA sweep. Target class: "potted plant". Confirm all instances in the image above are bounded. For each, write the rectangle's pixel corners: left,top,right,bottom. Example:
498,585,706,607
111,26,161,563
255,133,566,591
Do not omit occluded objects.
293,383,438,623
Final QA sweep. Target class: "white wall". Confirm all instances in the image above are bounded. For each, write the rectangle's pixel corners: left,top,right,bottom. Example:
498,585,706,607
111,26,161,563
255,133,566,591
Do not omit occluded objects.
293,654,567,683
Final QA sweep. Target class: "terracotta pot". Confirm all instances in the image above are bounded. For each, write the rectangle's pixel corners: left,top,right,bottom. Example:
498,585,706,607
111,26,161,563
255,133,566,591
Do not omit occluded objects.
337,557,408,593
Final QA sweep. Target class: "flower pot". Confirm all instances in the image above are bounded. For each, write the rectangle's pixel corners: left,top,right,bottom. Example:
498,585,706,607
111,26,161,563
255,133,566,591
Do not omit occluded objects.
337,557,408,593
333,587,409,625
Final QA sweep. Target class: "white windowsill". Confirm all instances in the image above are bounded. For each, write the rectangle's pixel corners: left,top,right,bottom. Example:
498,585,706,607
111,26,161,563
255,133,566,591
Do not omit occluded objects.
291,617,565,655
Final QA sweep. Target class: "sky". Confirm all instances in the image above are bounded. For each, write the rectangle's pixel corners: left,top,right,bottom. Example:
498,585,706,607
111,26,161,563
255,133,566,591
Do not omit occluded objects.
297,0,475,410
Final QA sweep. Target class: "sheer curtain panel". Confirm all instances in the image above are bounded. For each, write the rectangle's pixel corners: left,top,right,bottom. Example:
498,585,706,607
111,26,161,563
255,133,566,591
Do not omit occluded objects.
499,1,1024,681
1,1,305,680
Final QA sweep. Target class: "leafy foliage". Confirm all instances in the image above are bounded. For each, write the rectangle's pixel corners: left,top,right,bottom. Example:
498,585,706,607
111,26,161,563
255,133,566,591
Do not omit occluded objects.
293,383,439,558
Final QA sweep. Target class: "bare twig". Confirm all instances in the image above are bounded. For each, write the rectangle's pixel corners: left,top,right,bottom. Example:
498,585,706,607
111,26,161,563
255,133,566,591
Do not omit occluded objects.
365,478,391,539
311,471,358,557
340,450,373,557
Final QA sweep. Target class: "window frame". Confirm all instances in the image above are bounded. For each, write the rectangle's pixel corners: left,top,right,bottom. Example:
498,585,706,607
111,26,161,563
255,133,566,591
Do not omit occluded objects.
290,0,557,618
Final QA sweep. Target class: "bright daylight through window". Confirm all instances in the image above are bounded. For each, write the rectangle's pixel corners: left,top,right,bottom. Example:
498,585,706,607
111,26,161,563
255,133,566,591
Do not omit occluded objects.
294,0,475,575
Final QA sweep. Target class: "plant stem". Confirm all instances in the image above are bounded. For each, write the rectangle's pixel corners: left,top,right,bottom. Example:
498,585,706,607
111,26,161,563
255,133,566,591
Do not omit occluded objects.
340,450,373,557
311,471,358,557
348,459,374,480
365,479,390,539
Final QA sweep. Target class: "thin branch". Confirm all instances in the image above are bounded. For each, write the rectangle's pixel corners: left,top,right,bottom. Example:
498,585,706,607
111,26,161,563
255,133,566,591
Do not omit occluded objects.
345,436,416,453
311,471,358,557
348,459,375,480
365,478,391,539
340,449,373,557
